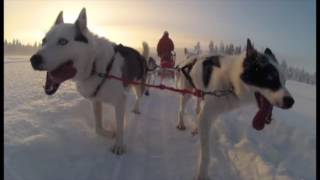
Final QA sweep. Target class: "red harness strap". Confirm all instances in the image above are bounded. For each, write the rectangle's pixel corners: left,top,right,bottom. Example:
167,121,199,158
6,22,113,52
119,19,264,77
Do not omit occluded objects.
107,74,204,98
91,46,232,99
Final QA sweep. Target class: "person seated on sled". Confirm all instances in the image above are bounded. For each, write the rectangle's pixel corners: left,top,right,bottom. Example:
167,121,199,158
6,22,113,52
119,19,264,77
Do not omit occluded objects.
157,31,175,68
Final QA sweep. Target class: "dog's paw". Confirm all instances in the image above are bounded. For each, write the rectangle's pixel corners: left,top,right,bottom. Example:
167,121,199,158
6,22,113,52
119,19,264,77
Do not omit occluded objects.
96,128,115,138
111,144,126,155
191,128,198,136
132,109,141,114
265,117,273,124
144,90,150,96
176,124,186,131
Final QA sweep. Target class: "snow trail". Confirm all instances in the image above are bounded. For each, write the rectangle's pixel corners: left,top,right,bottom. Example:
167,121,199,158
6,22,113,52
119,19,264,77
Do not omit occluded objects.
5,58,316,180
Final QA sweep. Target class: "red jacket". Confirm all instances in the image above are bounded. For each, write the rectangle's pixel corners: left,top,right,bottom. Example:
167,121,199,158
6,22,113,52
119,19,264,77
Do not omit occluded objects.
157,34,174,61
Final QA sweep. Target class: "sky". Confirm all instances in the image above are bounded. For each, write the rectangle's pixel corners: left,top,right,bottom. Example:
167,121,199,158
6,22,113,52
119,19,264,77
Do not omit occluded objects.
4,0,316,73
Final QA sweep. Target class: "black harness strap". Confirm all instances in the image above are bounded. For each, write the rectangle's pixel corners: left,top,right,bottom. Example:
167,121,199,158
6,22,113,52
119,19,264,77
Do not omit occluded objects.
90,48,117,97
203,86,236,97
90,48,236,98
179,58,236,98
180,59,197,89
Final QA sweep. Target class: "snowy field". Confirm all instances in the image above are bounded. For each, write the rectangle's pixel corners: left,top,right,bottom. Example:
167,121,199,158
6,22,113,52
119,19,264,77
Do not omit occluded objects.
4,56,316,180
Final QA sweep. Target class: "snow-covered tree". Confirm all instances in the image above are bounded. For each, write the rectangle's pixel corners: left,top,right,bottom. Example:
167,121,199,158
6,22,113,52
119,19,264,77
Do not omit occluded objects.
234,45,242,55
280,60,288,78
5,39,41,55
228,44,234,55
194,42,201,55
219,41,224,54
214,45,218,53
209,41,214,54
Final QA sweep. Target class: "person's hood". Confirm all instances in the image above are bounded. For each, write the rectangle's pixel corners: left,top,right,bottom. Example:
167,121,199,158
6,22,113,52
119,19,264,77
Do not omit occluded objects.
162,33,169,39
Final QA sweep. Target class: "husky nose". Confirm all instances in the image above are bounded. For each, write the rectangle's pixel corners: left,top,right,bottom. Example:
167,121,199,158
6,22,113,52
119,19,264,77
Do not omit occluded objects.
283,96,294,109
30,54,43,70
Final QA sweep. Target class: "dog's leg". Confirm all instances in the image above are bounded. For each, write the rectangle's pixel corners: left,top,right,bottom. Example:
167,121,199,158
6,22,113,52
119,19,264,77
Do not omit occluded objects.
192,108,200,136
92,101,114,138
144,73,151,96
160,69,164,84
196,97,201,114
177,94,191,130
132,85,143,114
151,73,155,84
111,96,126,155
192,97,202,135
175,71,180,88
196,104,214,180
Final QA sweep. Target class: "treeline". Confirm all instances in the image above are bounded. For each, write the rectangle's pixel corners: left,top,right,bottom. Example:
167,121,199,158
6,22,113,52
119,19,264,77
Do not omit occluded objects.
193,41,316,85
4,39,316,85
4,39,41,55
279,60,316,85
193,41,242,55
208,40,242,55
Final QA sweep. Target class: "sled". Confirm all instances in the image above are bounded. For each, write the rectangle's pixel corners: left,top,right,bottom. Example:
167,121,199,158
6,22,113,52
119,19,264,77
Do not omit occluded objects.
158,51,176,80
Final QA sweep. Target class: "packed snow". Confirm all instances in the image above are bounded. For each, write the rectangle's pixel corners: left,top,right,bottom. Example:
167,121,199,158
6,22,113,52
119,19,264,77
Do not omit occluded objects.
4,56,316,180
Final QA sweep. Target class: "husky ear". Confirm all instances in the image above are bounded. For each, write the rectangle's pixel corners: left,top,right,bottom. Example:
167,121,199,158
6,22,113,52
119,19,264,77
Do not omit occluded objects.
264,48,278,63
74,8,88,43
54,11,64,25
75,8,87,31
265,48,275,58
246,38,255,57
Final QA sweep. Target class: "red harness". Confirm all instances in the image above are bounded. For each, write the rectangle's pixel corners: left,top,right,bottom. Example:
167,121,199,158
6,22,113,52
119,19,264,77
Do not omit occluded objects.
90,49,271,131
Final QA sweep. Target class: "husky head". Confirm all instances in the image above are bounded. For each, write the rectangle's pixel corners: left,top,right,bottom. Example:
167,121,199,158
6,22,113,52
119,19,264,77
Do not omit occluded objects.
184,48,198,60
147,57,158,71
30,8,97,95
240,38,294,109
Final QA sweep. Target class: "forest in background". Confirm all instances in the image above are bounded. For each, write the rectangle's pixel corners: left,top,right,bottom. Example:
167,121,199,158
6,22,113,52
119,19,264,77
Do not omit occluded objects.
4,39,316,85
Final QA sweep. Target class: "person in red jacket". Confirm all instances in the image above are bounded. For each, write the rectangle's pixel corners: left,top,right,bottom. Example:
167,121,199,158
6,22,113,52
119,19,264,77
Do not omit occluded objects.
157,31,175,68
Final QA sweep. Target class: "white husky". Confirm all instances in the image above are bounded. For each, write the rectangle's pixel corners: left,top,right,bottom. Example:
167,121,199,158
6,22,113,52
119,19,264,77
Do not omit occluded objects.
30,8,149,155
176,39,295,179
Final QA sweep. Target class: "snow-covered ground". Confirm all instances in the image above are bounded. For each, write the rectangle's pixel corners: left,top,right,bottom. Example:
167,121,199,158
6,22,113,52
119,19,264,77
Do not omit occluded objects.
4,56,316,180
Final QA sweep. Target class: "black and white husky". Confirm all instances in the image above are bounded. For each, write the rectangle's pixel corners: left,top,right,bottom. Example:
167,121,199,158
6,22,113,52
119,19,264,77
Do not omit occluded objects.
30,8,149,155
176,39,295,179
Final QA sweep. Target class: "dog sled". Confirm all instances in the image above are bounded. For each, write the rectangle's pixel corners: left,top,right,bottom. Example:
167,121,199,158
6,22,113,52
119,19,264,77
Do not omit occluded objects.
158,51,176,81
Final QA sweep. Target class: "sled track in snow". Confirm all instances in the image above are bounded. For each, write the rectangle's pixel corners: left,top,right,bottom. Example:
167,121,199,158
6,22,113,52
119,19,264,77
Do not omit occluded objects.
5,61,316,180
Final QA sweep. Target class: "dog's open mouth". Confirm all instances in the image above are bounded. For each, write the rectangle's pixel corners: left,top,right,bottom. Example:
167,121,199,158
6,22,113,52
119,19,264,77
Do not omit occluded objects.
252,92,273,131
44,60,77,95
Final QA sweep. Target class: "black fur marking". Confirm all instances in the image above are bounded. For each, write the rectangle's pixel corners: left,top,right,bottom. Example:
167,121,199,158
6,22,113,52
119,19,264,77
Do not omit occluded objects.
202,56,220,87
115,44,147,86
240,53,281,91
74,20,88,43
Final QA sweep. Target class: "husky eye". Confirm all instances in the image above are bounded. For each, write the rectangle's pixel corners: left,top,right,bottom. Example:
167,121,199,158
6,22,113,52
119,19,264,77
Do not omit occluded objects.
58,38,68,45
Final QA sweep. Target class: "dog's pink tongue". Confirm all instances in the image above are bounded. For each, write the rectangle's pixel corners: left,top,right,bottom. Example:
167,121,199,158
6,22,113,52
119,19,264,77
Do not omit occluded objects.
253,93,273,131
50,61,77,83
44,61,77,95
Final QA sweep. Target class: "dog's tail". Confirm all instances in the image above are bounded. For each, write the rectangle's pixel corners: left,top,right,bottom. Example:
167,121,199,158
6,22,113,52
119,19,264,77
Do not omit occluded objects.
142,41,149,60
141,42,150,96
